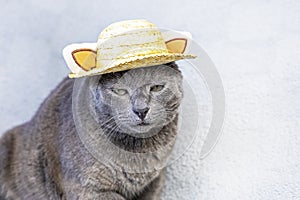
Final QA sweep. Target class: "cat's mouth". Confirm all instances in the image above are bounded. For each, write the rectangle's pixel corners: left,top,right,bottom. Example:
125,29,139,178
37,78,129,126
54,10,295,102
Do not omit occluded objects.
137,122,150,126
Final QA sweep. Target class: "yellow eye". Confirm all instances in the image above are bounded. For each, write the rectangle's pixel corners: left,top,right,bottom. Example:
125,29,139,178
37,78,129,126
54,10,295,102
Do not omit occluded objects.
112,88,127,95
150,85,164,92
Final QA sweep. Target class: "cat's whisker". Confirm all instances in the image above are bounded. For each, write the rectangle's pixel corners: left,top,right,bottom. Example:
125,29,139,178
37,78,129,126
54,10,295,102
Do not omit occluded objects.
99,116,114,127
105,125,120,140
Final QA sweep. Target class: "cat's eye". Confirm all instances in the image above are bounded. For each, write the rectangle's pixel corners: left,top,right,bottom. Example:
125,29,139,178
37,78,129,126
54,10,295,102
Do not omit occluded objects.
111,88,127,95
150,85,164,92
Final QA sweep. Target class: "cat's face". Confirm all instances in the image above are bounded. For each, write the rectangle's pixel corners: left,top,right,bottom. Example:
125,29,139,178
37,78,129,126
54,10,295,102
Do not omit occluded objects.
89,63,183,136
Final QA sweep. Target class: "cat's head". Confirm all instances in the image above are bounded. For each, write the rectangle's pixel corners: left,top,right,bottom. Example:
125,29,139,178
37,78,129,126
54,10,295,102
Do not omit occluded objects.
88,62,183,136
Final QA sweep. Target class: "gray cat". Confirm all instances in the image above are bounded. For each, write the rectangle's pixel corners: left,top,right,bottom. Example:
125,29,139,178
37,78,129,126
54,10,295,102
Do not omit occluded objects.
0,62,183,200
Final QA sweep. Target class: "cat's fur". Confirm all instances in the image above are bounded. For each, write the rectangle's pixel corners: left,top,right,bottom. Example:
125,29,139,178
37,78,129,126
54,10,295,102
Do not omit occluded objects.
0,62,183,200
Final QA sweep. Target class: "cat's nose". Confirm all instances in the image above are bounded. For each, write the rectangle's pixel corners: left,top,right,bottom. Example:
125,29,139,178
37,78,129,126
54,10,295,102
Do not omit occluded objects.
133,107,149,120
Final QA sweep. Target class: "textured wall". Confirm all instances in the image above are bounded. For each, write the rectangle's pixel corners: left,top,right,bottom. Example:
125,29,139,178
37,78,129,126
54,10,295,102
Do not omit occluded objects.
0,0,299,199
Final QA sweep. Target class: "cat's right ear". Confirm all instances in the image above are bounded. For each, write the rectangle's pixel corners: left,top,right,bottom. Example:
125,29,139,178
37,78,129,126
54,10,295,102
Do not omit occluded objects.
63,43,97,74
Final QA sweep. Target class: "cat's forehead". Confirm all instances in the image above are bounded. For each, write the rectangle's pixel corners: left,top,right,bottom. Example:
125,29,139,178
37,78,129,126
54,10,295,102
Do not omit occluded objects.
100,64,179,87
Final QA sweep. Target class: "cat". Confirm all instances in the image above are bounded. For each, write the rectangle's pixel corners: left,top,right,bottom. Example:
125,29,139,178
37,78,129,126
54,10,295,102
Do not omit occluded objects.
0,62,183,200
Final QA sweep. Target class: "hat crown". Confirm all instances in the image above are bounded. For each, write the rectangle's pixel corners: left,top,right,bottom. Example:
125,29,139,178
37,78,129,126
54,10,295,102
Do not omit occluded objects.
96,19,168,69
98,19,156,39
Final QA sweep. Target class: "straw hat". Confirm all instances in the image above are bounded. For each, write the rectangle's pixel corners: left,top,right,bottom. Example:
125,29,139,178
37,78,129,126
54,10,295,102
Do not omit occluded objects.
63,19,196,78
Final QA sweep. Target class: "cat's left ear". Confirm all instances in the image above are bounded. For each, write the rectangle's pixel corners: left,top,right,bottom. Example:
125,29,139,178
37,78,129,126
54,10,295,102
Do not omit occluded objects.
63,43,97,74
162,31,193,54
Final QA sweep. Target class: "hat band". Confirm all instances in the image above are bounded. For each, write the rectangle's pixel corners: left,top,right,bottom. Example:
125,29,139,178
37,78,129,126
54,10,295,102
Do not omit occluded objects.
96,47,169,69
97,47,168,60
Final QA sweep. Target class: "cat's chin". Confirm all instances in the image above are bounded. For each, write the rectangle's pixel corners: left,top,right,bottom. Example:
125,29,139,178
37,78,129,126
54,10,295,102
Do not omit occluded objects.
117,123,163,138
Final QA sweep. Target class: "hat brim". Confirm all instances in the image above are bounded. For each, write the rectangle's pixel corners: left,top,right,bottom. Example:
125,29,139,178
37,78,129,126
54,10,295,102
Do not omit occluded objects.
69,53,196,78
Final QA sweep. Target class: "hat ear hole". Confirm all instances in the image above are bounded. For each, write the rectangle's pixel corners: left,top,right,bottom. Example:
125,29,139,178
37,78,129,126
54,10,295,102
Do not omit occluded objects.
165,38,187,54
72,49,97,71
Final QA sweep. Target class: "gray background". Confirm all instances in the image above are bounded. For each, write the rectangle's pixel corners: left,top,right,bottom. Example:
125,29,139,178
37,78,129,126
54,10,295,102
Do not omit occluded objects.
0,0,299,199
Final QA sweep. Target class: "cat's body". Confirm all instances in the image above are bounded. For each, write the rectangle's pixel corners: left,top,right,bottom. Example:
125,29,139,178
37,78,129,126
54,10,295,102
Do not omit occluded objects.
0,63,183,200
